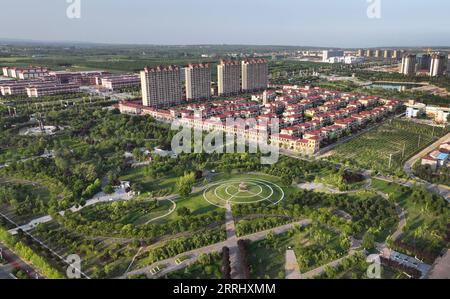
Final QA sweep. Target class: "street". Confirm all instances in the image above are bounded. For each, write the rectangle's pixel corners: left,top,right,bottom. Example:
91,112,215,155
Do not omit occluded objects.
0,242,41,279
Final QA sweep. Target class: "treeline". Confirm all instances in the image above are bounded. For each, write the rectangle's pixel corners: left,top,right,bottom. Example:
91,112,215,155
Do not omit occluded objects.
59,209,224,241
146,228,226,263
233,189,397,241
414,163,450,186
0,227,64,279
236,217,293,237
0,184,47,217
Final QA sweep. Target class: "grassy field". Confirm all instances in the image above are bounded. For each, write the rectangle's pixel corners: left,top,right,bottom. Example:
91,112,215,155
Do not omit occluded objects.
119,166,178,196
332,119,449,174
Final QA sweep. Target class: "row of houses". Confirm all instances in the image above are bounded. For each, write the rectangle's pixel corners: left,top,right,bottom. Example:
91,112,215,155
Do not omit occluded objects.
0,79,80,97
119,85,404,156
2,66,48,80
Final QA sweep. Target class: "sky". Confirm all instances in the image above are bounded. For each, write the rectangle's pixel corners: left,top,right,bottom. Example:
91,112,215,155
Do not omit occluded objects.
1,0,449,47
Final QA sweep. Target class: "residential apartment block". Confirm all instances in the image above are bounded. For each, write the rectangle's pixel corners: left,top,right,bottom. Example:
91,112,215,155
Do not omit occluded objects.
2,66,48,79
217,60,241,96
241,59,268,92
141,65,183,108
26,83,80,97
185,63,211,101
101,74,140,90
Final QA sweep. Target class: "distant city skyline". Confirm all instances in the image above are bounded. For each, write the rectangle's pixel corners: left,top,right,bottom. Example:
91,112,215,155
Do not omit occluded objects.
1,0,450,47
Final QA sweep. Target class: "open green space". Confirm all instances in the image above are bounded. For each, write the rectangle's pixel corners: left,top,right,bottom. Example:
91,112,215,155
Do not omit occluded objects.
371,178,449,262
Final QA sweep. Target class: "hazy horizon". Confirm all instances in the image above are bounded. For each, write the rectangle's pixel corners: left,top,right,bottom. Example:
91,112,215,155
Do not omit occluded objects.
1,0,450,47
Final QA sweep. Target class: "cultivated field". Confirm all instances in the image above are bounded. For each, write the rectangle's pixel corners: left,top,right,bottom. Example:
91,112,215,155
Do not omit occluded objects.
331,119,449,174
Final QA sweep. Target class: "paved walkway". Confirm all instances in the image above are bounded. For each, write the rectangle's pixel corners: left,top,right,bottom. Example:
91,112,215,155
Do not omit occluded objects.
121,219,311,279
285,250,301,279
224,202,241,279
392,203,407,242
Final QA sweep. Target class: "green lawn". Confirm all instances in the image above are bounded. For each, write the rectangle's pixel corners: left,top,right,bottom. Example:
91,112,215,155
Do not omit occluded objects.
119,166,178,195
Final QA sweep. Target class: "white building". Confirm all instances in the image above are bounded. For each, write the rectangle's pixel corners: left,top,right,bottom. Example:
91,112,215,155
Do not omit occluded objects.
405,101,426,118
430,53,447,77
400,54,417,75
322,50,344,62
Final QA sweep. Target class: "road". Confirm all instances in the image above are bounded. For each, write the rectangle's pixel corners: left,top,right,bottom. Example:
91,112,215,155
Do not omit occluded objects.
121,219,311,279
0,242,42,279
403,131,450,201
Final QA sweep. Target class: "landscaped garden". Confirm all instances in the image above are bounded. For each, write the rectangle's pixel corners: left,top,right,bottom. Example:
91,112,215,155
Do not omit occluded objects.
371,178,449,263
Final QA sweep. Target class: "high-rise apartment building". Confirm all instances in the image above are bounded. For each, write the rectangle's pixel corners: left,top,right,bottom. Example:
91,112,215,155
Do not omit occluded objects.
419,54,432,71
375,49,382,58
141,65,183,108
185,63,211,101
392,50,401,59
430,53,447,77
366,49,373,57
383,50,392,59
241,59,268,92
400,54,417,75
217,60,241,96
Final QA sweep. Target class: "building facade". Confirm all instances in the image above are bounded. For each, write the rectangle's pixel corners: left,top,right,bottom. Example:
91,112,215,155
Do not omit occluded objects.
322,50,344,62
101,74,140,90
217,60,241,96
241,59,268,92
430,53,447,77
400,54,417,75
141,65,183,108
185,63,211,101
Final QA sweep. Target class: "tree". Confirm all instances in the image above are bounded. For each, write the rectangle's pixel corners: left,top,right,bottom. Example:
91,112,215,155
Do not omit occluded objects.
362,232,375,250
176,172,196,197
103,185,114,194
177,207,191,217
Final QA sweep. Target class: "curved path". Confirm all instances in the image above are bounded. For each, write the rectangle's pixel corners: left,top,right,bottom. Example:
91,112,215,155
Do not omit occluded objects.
120,219,311,279
144,196,177,225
